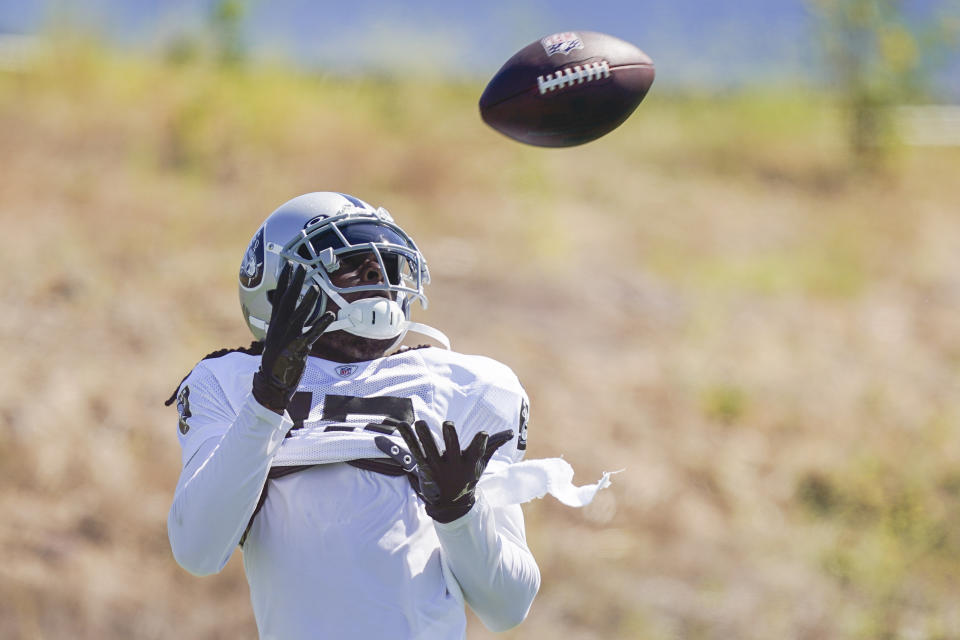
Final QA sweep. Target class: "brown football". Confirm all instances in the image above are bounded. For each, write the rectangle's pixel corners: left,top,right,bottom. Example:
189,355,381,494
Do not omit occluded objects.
479,31,655,147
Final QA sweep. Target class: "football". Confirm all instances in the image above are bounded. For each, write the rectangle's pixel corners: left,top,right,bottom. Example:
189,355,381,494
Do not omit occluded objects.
479,31,655,147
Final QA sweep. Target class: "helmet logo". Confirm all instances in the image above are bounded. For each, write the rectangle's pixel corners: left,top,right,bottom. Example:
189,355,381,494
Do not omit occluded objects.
518,398,529,450
177,386,192,434
239,226,265,289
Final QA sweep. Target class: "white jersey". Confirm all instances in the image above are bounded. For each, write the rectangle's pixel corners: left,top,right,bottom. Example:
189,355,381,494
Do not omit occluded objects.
168,347,539,640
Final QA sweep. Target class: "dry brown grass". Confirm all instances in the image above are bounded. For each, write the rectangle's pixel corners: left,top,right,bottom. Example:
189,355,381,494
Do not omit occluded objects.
2,42,960,639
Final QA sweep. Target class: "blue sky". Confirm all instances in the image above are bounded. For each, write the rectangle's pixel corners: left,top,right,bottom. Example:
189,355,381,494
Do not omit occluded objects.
0,0,956,95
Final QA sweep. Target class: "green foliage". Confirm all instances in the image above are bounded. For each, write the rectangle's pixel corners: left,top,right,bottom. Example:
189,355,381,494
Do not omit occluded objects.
162,0,250,68
700,384,749,424
209,0,249,67
796,450,960,637
809,0,957,170
683,247,866,298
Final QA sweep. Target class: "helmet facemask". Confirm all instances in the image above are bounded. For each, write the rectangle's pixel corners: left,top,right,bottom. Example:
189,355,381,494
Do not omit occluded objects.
275,207,432,344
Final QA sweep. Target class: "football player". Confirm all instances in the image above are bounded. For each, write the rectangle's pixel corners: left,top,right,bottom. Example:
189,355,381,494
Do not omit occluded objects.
166,192,539,639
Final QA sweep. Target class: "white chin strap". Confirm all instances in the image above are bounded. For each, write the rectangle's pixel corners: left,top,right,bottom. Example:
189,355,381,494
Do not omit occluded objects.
322,295,450,350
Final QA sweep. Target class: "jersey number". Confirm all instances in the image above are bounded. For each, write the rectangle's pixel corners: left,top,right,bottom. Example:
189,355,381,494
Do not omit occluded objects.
287,392,414,433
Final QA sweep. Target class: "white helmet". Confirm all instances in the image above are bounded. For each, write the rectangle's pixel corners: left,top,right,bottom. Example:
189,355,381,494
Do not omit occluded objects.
238,192,449,350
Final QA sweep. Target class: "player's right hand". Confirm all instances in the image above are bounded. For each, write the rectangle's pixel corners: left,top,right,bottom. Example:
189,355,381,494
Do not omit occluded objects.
252,262,335,414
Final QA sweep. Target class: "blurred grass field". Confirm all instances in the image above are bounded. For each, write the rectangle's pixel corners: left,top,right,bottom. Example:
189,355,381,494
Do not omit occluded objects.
1,39,960,640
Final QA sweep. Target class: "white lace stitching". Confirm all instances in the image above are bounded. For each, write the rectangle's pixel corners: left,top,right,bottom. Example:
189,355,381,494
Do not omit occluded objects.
537,60,611,94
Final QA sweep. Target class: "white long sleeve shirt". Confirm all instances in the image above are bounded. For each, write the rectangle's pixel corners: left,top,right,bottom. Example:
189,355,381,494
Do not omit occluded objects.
168,347,540,639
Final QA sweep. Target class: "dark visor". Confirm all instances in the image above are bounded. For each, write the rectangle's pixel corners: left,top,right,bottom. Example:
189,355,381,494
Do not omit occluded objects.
306,221,410,254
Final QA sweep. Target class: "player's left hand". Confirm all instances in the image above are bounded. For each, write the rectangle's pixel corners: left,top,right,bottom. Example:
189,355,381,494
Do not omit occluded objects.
397,420,513,523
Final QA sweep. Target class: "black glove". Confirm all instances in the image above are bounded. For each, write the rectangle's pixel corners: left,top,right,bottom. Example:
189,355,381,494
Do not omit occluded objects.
397,420,513,523
252,262,335,414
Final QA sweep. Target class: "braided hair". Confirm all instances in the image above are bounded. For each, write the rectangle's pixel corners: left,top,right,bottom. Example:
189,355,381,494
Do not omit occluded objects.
164,341,265,406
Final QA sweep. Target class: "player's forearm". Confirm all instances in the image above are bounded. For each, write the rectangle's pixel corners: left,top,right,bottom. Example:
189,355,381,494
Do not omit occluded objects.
168,394,291,576
435,498,540,632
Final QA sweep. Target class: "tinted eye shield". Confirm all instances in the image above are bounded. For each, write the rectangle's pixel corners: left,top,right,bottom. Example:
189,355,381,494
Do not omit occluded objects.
277,216,430,308
334,251,408,287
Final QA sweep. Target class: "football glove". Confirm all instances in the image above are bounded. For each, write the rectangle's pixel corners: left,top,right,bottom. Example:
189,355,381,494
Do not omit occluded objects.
397,420,513,523
252,262,335,414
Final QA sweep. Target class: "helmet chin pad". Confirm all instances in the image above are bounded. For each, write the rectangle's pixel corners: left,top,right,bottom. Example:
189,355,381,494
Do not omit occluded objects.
319,296,451,350
327,297,407,341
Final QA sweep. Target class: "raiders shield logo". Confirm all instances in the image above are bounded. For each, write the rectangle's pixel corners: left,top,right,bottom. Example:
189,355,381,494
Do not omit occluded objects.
518,398,529,450
177,386,192,435
239,226,265,289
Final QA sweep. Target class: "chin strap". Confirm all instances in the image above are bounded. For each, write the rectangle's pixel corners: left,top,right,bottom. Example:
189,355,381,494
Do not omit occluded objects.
403,322,451,350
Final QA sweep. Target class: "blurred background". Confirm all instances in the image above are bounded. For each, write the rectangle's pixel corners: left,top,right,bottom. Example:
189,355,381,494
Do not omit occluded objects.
1,1,959,638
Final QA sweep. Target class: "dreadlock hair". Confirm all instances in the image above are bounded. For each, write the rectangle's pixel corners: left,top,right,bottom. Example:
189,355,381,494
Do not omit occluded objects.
389,344,431,356
163,342,434,407
164,341,265,406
